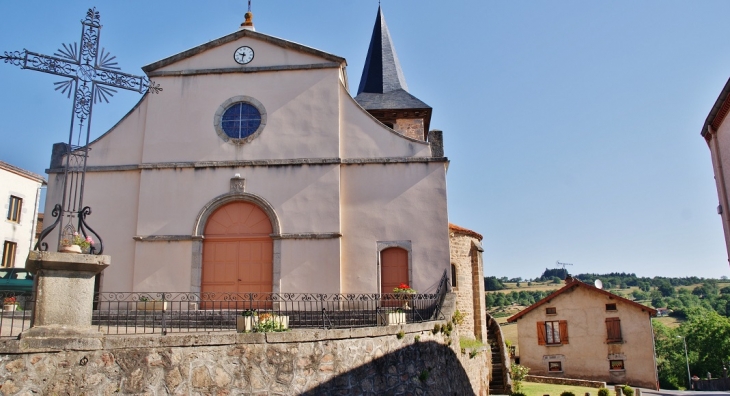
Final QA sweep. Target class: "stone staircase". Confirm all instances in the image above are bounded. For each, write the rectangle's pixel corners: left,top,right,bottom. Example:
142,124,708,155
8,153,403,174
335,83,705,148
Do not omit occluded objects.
487,315,511,394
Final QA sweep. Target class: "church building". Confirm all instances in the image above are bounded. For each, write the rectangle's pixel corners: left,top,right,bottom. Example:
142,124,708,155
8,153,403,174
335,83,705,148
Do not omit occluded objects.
43,7,452,296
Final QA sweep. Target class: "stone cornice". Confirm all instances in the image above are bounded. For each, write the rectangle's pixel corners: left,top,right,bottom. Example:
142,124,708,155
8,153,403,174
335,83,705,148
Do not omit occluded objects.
134,233,341,242
47,157,449,173
147,63,341,78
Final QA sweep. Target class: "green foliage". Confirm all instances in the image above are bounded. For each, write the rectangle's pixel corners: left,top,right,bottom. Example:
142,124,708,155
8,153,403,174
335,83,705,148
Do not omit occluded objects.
487,289,558,308
446,322,453,332
540,268,570,280
485,276,505,291
459,337,484,350
396,331,405,339
253,315,288,333
414,335,420,342
597,388,610,396
560,392,576,396
469,350,479,358
510,363,530,392
433,324,440,334
551,276,562,284
452,310,466,325
653,307,730,390
418,369,430,382
622,385,634,396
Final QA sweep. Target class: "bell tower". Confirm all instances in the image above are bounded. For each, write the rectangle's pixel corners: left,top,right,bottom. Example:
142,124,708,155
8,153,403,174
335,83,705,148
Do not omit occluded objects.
354,6,432,141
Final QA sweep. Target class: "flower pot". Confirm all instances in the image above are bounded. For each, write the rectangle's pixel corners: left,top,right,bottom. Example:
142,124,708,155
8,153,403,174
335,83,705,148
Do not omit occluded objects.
378,311,406,325
236,316,258,332
59,245,82,254
3,304,16,312
136,301,167,311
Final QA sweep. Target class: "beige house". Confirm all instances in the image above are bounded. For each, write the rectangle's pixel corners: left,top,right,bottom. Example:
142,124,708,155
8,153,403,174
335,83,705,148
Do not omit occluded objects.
702,77,730,268
507,277,658,389
41,8,451,296
1,161,45,269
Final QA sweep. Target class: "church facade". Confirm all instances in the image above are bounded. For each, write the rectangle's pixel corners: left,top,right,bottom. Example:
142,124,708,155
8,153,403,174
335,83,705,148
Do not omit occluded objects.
43,8,451,296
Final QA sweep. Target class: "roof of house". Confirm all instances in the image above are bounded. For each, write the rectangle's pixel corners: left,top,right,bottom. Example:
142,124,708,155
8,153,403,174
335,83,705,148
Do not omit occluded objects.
507,277,657,322
354,6,430,111
0,161,46,184
701,76,730,139
142,27,346,73
449,223,483,241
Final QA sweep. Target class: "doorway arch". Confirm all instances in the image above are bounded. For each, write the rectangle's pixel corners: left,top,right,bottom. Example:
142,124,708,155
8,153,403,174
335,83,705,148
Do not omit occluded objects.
201,201,274,295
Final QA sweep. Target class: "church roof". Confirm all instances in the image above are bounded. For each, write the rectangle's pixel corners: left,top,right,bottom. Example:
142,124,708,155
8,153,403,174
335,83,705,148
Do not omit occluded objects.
142,28,346,73
701,75,730,140
354,7,430,111
449,223,483,241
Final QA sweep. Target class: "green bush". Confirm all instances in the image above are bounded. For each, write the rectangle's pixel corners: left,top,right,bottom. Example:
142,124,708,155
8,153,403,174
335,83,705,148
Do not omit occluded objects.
622,385,634,396
560,392,575,396
510,363,530,392
597,388,610,396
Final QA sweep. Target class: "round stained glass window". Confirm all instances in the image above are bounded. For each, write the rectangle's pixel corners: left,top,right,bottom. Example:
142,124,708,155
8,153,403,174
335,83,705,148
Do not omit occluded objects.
214,95,267,145
221,103,261,139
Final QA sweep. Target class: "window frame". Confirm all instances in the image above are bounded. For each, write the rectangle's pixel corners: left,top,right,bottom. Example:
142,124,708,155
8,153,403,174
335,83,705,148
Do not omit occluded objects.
548,361,563,372
606,303,617,311
2,241,17,268
609,360,625,371
606,317,623,343
7,196,22,223
546,307,557,315
213,95,267,145
545,321,561,345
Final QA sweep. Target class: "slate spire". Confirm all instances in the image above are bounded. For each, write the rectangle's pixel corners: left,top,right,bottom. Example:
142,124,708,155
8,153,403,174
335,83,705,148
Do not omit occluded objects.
357,6,409,95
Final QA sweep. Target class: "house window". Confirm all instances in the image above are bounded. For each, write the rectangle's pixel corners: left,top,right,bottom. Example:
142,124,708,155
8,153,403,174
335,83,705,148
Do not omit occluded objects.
451,264,457,288
537,320,569,345
606,317,622,343
1,241,16,268
606,303,617,311
546,307,557,315
610,360,625,370
7,196,22,223
549,361,563,372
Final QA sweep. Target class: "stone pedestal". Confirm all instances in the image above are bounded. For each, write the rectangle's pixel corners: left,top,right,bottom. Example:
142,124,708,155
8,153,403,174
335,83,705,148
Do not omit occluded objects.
20,251,110,351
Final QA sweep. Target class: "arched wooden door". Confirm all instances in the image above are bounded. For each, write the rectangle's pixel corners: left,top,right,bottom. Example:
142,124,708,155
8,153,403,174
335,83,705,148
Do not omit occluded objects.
202,202,273,307
381,247,409,306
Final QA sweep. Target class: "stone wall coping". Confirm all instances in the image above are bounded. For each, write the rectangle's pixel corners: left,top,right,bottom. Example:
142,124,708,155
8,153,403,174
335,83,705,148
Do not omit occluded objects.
526,374,607,389
25,251,111,274
0,320,446,354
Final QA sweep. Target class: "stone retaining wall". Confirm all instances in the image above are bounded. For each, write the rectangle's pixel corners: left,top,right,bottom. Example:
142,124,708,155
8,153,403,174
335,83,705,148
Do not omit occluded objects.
0,320,488,395
526,374,607,388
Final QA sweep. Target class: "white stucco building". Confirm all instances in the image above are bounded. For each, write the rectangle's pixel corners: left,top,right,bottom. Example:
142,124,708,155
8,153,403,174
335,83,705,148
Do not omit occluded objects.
42,8,452,295
1,161,45,269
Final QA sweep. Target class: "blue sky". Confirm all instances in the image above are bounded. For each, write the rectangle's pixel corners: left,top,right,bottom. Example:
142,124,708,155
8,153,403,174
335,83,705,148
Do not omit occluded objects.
1,1,729,279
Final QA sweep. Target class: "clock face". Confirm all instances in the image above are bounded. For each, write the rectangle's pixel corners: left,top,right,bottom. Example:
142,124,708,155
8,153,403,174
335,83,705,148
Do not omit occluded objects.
234,46,254,65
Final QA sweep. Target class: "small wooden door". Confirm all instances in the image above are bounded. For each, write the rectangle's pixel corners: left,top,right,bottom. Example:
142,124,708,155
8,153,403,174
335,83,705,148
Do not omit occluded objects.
381,247,408,306
202,202,273,309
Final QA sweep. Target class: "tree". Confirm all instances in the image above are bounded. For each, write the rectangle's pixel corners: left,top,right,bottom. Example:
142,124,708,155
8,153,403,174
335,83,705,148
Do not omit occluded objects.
485,277,505,291
657,281,675,297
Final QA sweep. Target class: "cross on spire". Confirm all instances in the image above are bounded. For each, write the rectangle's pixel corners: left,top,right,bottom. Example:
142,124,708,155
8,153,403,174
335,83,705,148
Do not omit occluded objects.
0,7,162,254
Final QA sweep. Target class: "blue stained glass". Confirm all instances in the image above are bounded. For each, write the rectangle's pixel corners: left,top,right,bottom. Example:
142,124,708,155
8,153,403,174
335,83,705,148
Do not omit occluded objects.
221,103,262,139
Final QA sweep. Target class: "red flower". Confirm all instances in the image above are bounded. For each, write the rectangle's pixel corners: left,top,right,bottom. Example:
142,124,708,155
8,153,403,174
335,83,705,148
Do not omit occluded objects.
398,283,410,289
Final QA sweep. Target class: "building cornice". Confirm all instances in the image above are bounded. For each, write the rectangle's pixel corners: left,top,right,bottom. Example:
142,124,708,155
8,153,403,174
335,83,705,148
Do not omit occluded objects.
46,157,449,173
147,63,341,78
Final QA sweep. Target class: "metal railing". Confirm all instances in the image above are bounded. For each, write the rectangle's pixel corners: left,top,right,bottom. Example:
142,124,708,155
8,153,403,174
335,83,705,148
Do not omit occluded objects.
0,291,35,338
94,275,449,336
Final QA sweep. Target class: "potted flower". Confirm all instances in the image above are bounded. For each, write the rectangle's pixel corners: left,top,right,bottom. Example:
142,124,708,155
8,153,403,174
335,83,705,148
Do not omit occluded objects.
393,282,416,309
378,308,406,325
59,232,94,254
254,312,289,332
236,310,258,332
3,297,17,312
135,296,167,311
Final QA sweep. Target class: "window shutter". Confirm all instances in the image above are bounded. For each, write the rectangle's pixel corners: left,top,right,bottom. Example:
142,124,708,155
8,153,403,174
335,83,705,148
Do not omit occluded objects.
606,317,622,342
559,320,569,344
537,321,546,345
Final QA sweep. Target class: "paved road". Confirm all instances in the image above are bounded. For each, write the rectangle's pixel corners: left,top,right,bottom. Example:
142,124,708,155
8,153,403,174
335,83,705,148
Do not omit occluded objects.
642,389,730,396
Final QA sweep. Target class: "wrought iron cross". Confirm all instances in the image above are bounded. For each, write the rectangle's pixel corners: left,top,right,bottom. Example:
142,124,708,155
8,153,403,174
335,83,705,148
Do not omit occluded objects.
0,8,162,254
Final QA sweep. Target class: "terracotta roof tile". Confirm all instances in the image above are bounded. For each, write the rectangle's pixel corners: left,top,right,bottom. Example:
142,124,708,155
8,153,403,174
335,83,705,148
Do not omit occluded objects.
449,223,483,241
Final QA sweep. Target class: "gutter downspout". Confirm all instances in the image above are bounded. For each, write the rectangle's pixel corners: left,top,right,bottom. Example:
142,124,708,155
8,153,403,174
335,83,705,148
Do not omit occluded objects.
709,125,730,265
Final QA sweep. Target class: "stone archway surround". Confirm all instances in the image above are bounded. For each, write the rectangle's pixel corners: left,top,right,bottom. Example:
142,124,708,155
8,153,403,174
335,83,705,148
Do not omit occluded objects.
191,190,282,294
